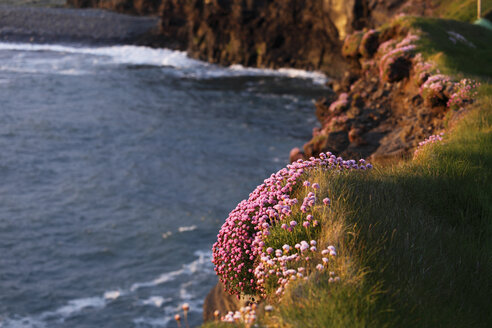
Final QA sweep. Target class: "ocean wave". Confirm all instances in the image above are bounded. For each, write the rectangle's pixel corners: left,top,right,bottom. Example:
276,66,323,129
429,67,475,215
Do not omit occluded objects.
103,290,122,300
0,42,327,83
140,296,171,308
178,225,197,232
0,250,213,327
49,297,106,318
130,250,212,291
130,267,185,291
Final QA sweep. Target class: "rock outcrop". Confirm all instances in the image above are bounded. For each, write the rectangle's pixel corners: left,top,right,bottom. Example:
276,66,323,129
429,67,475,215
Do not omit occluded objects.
67,0,435,77
292,23,471,163
160,0,346,77
202,281,243,322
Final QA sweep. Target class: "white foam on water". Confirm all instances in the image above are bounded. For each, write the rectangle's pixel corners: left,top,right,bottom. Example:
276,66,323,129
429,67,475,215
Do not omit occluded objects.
50,296,106,317
1,250,214,327
103,290,121,300
131,250,212,291
178,225,197,232
227,64,328,84
0,43,201,69
184,250,214,274
130,267,184,292
161,231,172,239
0,42,328,83
141,296,171,308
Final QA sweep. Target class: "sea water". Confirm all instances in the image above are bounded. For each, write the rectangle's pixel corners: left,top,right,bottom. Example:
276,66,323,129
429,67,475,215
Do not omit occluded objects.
0,42,327,327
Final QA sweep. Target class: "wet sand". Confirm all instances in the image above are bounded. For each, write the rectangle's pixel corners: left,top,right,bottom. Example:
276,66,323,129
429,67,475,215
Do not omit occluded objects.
0,4,159,45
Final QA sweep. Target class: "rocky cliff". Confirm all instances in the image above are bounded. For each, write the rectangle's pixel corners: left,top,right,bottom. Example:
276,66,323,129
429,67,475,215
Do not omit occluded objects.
161,0,346,77
64,0,450,322
67,0,434,77
159,0,434,77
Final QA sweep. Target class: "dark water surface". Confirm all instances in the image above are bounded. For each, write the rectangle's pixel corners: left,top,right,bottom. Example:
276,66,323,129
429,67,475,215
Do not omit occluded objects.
0,42,326,327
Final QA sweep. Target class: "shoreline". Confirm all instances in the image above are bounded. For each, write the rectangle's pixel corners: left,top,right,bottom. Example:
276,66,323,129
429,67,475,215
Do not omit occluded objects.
0,5,160,46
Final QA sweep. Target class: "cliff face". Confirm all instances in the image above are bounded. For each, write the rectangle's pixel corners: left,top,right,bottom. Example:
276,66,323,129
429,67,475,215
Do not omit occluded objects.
161,0,346,77
67,0,434,77
159,0,434,77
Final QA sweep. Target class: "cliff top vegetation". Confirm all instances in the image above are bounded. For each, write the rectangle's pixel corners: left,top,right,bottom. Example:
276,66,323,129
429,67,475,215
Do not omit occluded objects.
202,15,492,328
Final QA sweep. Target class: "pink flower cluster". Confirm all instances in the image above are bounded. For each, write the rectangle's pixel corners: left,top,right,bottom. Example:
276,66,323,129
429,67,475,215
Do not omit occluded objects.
420,74,450,92
412,54,435,86
221,306,256,325
212,153,372,296
254,243,340,298
419,73,479,109
414,132,445,157
378,33,419,79
447,79,480,110
419,74,451,105
328,93,349,113
361,29,377,44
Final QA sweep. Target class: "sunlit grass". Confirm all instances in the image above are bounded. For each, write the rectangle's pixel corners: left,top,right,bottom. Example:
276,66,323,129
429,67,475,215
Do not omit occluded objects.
204,17,492,328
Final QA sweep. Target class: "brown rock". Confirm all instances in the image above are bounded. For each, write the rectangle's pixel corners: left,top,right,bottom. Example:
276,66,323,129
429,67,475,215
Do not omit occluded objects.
203,281,242,322
359,30,380,58
342,30,364,58
303,130,349,158
348,127,365,145
315,96,336,123
382,55,412,82
289,147,305,163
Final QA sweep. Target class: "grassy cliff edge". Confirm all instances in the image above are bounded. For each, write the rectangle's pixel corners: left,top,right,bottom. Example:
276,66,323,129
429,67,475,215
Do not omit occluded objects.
203,16,492,328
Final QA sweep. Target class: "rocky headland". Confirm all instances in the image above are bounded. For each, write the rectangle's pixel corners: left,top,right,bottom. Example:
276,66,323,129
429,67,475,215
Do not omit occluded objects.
62,0,461,166
37,0,490,323
292,23,459,163
66,0,439,77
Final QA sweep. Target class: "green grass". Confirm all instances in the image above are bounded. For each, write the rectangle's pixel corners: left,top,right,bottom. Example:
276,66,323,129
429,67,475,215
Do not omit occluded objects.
269,18,492,327
431,0,492,22
203,17,492,328
402,16,492,77
269,89,492,328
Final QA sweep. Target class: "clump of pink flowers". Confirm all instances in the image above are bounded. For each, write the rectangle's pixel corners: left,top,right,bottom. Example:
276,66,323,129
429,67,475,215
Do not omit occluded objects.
328,93,349,113
419,74,451,106
447,79,480,110
221,306,257,326
419,74,479,109
378,33,419,81
414,132,445,157
254,242,341,298
212,153,372,297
